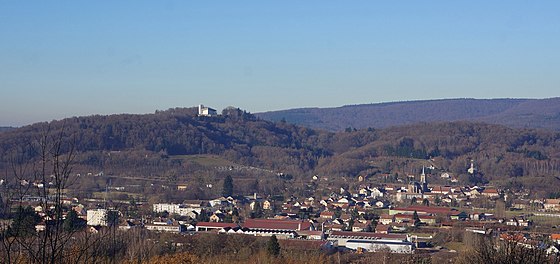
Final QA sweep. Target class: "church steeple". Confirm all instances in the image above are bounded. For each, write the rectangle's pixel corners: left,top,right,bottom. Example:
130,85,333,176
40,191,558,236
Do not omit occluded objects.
468,160,476,174
420,166,426,184
420,166,429,193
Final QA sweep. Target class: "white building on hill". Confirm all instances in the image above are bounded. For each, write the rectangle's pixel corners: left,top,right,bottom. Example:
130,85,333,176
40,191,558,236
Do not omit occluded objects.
198,104,217,116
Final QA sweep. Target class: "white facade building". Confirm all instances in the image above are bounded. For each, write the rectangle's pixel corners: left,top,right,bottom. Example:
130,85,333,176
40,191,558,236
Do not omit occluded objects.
87,209,108,226
153,203,201,218
198,105,217,116
345,239,414,254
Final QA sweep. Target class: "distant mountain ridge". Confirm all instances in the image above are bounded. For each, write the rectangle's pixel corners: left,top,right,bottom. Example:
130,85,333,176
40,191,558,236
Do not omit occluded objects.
255,98,560,131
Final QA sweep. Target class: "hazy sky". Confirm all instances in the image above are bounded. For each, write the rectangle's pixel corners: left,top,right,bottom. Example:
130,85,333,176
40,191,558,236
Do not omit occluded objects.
1,1,559,126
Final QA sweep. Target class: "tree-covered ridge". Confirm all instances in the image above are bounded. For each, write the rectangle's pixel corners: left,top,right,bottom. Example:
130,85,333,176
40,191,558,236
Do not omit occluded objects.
256,98,560,131
1,107,559,195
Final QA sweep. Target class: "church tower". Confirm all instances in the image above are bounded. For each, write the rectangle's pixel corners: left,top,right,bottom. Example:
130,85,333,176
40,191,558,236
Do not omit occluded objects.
420,166,430,193
420,166,426,184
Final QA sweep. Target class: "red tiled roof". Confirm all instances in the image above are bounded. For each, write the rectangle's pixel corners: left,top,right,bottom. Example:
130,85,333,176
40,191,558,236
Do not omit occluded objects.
242,219,312,231
196,222,238,228
394,213,435,220
320,211,335,216
375,225,390,232
483,188,499,193
392,206,456,215
551,234,560,240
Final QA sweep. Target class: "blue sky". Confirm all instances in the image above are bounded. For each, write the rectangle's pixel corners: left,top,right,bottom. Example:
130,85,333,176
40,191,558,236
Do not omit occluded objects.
1,1,559,126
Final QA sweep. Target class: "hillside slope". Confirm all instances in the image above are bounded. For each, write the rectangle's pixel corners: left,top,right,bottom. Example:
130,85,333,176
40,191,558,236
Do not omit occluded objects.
256,98,560,131
1,107,560,197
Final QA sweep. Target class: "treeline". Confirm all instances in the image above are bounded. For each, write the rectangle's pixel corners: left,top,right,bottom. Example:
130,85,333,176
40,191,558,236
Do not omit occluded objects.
1,107,560,195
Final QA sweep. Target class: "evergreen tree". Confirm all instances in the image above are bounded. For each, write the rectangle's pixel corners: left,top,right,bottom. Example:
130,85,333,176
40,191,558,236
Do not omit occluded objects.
435,195,442,205
0,192,6,218
63,210,86,232
106,210,120,227
413,210,421,226
232,207,240,223
196,209,210,222
223,175,234,197
10,206,41,237
267,235,281,257
251,201,263,219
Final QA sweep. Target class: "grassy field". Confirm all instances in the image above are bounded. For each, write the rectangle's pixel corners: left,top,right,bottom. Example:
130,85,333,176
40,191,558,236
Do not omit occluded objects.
171,154,235,167
505,210,560,226
92,191,144,200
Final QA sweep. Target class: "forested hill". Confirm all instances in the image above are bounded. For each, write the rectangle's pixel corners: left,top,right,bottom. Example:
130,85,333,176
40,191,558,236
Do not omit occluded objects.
1,107,560,196
0,107,332,176
0,127,15,133
256,98,560,131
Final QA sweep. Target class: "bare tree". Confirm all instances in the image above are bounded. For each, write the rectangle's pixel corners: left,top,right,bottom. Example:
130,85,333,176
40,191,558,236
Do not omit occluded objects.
0,124,101,263
457,235,549,264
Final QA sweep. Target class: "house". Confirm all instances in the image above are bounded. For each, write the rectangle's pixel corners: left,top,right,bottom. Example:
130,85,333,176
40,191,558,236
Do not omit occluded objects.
209,213,224,222
320,211,335,220
339,214,352,222
551,234,560,244
263,200,272,210
511,200,530,210
324,223,344,232
469,212,486,221
375,201,387,208
506,218,533,227
359,187,371,195
333,198,350,207
352,221,370,232
378,214,394,225
480,187,500,198
450,212,469,221
393,214,436,225
243,219,313,232
430,186,453,195
544,199,560,212
371,188,385,198
375,224,390,234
